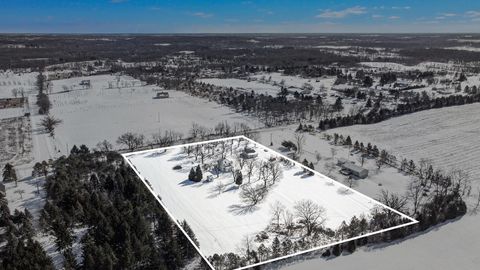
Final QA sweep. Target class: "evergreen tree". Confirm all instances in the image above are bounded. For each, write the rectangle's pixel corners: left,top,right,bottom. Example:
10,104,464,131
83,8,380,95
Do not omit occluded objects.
271,237,281,258
235,171,243,186
195,165,203,182
2,163,17,186
188,168,196,181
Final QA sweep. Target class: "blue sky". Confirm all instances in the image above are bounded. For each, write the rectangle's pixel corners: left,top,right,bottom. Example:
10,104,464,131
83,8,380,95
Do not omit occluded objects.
1,0,480,33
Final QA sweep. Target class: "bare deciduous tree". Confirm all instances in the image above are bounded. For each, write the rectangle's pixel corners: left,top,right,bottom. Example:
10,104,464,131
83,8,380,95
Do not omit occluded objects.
240,184,265,206
268,161,282,184
379,190,408,213
283,210,295,236
270,201,286,229
40,115,62,137
294,133,305,155
294,199,327,235
96,140,113,152
245,159,256,183
117,132,145,151
406,179,424,214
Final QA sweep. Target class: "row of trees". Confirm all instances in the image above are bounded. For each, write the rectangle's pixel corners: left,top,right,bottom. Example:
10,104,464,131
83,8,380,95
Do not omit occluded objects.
318,92,480,131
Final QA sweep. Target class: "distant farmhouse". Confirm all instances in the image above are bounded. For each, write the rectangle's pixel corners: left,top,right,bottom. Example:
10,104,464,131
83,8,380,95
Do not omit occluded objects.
79,79,91,88
337,158,369,179
154,91,170,99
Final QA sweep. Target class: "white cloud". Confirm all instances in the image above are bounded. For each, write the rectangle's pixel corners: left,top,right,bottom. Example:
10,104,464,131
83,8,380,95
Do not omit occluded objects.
372,14,383,19
389,16,401,20
191,12,213,19
466,11,480,18
316,6,366,19
392,6,411,10
110,0,128,3
440,13,457,17
435,16,446,20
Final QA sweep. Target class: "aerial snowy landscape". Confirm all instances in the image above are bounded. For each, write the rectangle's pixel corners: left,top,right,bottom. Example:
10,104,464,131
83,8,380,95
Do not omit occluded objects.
1,1,480,269
124,136,415,268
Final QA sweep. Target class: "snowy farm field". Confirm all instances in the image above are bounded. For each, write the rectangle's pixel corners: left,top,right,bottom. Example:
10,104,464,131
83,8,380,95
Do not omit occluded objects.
42,74,262,153
332,103,480,183
273,104,480,270
124,136,415,269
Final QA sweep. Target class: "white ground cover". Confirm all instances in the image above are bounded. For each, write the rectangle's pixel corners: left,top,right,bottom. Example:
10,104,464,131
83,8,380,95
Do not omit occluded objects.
332,103,480,182
275,103,480,270
124,136,415,269
39,75,261,154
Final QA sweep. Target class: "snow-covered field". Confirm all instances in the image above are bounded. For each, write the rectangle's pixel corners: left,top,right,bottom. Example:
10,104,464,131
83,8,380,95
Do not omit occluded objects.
124,137,414,260
332,103,480,182
41,75,262,154
277,103,480,270
254,125,414,199
0,71,37,98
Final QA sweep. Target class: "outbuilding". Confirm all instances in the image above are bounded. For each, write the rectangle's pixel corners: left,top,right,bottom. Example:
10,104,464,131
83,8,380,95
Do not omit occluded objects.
341,162,369,179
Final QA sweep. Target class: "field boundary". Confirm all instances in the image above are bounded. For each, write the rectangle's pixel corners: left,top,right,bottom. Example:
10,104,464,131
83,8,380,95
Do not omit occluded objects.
122,135,418,270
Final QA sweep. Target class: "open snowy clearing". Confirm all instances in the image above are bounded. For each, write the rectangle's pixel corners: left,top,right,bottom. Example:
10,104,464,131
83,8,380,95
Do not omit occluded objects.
123,136,416,269
39,75,262,154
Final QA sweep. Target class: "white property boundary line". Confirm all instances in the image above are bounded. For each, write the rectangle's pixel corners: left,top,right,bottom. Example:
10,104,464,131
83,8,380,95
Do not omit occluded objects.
122,135,418,270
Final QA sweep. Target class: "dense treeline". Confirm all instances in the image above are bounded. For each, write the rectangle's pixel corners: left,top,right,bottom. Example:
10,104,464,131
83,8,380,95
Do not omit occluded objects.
0,191,54,269
318,92,480,130
38,147,204,270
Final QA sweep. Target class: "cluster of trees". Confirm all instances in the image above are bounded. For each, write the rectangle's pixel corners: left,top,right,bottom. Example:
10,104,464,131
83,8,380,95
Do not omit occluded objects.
188,166,203,182
37,145,206,269
36,73,51,114
239,160,282,207
209,198,414,270
115,121,254,153
0,187,54,269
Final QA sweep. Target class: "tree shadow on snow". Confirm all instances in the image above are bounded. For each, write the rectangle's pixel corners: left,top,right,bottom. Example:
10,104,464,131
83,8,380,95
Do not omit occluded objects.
337,187,353,195
178,179,206,187
228,204,258,215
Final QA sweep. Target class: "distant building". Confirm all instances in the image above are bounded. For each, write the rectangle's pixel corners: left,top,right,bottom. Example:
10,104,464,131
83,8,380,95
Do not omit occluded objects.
79,80,91,88
155,91,170,99
240,147,258,159
337,158,369,179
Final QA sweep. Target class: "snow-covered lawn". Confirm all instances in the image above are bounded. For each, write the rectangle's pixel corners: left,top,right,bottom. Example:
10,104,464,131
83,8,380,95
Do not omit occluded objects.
124,136,414,262
36,75,262,155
